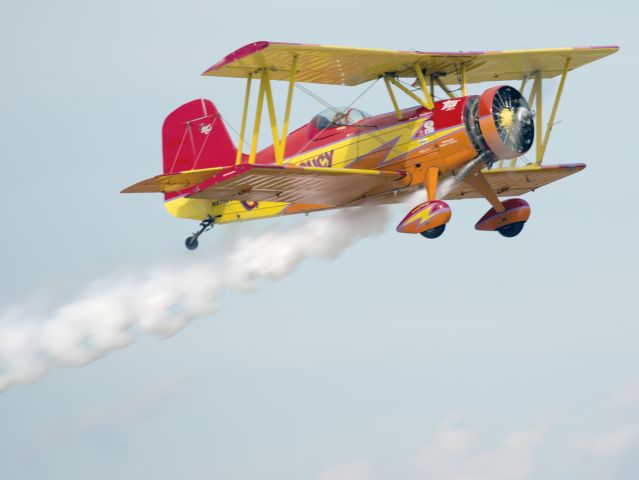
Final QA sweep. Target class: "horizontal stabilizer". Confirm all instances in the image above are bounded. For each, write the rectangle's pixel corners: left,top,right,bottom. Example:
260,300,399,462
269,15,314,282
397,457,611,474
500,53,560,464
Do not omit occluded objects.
121,167,223,193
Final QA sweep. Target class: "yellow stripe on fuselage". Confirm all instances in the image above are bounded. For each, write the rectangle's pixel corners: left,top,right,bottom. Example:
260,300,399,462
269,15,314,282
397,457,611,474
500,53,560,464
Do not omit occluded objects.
284,117,447,169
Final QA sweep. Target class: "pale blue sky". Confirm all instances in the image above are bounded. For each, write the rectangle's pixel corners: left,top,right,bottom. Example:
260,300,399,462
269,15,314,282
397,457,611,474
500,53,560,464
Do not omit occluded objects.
1,1,638,479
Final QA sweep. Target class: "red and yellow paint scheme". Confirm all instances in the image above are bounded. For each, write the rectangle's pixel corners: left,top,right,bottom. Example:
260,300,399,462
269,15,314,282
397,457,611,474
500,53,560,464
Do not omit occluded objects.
122,41,618,249
397,201,451,236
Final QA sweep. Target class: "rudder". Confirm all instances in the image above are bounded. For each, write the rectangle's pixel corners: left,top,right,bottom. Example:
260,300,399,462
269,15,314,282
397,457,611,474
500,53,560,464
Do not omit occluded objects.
162,99,236,175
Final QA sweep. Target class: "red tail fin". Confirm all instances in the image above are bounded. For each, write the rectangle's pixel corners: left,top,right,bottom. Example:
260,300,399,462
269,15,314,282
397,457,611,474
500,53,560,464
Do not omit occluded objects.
162,99,236,175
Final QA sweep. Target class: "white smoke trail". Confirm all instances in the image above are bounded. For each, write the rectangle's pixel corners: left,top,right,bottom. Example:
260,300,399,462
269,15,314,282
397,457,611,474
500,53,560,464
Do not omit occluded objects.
0,207,388,393
436,175,460,198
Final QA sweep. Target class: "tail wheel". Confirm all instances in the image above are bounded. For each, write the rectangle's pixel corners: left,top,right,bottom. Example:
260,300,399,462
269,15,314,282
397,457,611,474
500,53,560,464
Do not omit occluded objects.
185,236,199,250
497,221,525,238
420,224,446,239
184,215,216,250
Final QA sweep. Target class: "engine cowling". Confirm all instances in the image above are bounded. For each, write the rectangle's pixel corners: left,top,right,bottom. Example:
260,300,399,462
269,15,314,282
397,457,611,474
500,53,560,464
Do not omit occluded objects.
479,85,535,159
465,85,535,160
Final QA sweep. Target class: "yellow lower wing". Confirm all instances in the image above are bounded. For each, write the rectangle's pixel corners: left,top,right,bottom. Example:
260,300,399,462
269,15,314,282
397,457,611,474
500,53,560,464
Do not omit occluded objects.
122,164,407,207
442,163,585,200
187,164,406,207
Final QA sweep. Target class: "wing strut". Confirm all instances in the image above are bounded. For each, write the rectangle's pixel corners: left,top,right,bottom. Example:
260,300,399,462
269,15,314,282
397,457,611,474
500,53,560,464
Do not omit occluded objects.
279,55,298,163
382,64,436,119
235,73,253,164
502,58,571,167
540,58,571,162
460,62,468,96
236,55,299,165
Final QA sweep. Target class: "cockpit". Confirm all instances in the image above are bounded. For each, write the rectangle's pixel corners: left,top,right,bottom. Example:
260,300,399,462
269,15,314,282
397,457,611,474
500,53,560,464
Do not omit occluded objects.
311,107,371,130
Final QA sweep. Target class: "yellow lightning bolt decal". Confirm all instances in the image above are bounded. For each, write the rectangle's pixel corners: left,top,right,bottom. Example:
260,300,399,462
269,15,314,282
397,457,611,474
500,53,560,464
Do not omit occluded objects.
404,204,437,227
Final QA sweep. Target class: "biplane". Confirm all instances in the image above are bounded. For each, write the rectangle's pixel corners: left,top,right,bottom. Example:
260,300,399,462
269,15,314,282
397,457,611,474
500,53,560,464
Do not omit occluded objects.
122,41,618,249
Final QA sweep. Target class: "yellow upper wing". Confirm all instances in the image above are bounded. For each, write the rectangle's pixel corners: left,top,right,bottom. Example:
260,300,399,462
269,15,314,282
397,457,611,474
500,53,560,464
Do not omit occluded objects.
202,41,618,86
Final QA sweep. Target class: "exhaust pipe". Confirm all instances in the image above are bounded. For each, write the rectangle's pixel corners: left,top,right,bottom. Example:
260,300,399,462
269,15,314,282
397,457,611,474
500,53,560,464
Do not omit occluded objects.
454,152,493,183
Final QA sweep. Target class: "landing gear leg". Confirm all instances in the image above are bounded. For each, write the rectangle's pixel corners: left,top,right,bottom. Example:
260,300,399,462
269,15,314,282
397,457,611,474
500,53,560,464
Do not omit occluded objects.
185,215,216,250
425,166,439,202
464,170,531,236
419,167,449,239
463,168,505,214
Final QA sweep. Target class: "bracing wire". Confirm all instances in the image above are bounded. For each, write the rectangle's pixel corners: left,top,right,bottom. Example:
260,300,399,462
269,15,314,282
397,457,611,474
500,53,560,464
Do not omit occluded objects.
291,78,381,158
220,115,251,149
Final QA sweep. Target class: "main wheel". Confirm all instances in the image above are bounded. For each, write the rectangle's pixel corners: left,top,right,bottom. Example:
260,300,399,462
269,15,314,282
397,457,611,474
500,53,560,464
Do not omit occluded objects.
185,236,199,250
497,221,525,238
420,224,446,239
